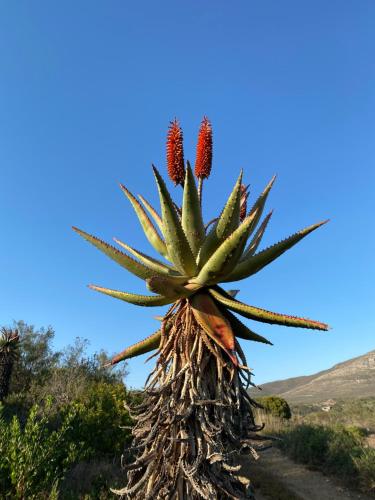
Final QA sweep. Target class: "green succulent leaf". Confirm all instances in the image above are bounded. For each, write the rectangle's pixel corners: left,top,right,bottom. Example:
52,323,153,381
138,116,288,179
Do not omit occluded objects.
181,162,205,256
198,170,243,266
152,166,198,276
110,330,162,364
113,239,186,282
120,184,168,257
89,285,176,307
246,175,276,233
241,210,273,260
138,194,164,234
73,227,159,281
224,220,328,282
195,210,258,285
223,309,273,345
209,288,329,330
173,202,182,219
146,276,193,298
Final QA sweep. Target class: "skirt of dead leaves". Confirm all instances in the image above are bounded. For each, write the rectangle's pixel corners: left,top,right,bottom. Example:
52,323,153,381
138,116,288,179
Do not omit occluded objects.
115,301,266,499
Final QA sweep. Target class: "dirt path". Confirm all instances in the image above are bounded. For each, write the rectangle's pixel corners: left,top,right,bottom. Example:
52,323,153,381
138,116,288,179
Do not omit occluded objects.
240,448,372,500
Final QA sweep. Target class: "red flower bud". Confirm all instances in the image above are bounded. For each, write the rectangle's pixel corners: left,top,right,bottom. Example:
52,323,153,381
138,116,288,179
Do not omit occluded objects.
166,119,185,185
194,117,213,179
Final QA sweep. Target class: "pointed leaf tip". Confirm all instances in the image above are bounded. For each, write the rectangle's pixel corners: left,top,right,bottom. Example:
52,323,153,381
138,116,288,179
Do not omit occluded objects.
241,210,274,260
137,193,164,234
88,284,175,306
110,330,162,364
119,182,168,257
245,174,276,237
225,219,329,282
210,288,329,331
198,170,244,265
196,208,259,285
73,227,162,280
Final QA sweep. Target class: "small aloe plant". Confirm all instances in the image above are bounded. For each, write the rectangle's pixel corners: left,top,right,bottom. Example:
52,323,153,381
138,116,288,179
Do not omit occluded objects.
73,117,328,499
0,328,19,402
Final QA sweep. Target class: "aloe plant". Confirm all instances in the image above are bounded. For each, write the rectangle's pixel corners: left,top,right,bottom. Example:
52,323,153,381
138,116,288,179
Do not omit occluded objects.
0,328,19,402
74,117,328,499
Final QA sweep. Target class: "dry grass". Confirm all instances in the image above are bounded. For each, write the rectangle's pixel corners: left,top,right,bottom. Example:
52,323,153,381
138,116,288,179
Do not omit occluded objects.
62,460,123,499
254,409,293,435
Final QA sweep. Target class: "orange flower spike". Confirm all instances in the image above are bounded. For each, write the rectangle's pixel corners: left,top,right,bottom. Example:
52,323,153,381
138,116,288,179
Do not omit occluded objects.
166,119,185,186
240,184,250,221
194,116,213,179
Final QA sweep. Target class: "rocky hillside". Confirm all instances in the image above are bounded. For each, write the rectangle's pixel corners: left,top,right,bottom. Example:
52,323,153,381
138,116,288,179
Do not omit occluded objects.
251,350,375,404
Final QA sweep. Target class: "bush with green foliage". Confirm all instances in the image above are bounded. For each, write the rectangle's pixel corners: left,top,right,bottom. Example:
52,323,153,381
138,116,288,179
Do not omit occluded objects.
280,423,375,493
0,386,136,498
9,321,61,396
257,395,292,420
68,381,135,458
0,321,135,497
294,398,375,433
354,448,375,493
0,403,81,499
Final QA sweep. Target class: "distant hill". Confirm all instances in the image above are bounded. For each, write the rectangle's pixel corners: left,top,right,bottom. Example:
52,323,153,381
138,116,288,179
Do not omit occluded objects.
251,350,375,404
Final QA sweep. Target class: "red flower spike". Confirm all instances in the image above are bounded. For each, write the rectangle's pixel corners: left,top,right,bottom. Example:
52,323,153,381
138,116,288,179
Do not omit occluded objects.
194,117,213,179
166,119,185,186
240,184,250,221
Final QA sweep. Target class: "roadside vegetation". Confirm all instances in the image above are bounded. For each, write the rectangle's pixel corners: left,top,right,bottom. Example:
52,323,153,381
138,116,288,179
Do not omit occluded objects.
0,321,135,499
255,397,375,496
294,398,375,431
1,323,374,498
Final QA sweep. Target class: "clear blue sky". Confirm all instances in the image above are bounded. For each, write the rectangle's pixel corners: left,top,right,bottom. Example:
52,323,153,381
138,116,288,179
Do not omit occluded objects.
1,1,374,388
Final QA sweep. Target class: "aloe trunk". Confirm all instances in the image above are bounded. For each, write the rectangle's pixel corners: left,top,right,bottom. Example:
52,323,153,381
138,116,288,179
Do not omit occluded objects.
0,328,19,402
74,118,328,499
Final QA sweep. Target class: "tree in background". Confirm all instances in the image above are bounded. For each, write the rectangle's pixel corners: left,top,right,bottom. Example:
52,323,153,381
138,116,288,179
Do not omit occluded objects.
4,321,127,417
0,321,133,498
31,337,127,411
0,328,20,402
9,321,61,396
74,117,328,498
257,396,292,420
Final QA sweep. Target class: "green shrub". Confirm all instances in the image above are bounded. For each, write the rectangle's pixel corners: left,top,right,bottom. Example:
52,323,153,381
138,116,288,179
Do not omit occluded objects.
279,423,375,493
345,425,367,440
0,386,137,498
0,323,139,497
0,403,82,499
354,448,375,493
280,424,330,466
326,425,365,475
257,395,292,420
69,381,135,458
